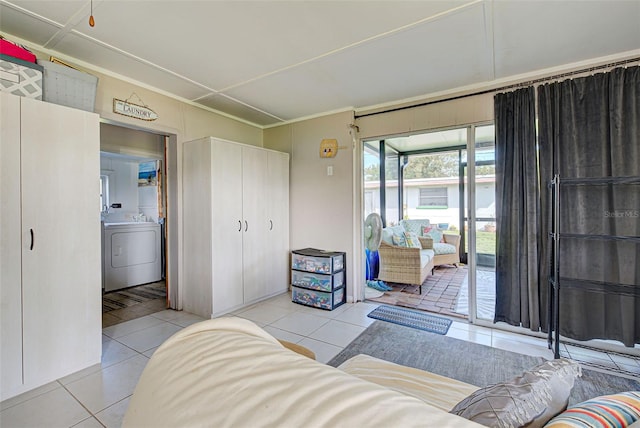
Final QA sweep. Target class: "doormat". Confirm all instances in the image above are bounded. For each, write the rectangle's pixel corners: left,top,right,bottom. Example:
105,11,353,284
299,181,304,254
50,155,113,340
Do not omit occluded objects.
367,305,452,335
103,282,166,313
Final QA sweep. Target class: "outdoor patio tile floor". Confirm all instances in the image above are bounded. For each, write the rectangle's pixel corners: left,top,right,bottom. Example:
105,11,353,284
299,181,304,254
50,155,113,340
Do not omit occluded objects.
368,265,467,319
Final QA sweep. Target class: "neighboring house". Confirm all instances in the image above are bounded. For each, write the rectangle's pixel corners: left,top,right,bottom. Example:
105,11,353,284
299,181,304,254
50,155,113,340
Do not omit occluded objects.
365,176,495,230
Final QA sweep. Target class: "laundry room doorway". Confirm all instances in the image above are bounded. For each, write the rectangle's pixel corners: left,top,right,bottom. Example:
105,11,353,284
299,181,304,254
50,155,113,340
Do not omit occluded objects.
99,122,173,328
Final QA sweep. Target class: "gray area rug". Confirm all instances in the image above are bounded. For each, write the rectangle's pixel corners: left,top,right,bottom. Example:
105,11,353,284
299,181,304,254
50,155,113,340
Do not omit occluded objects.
328,321,640,405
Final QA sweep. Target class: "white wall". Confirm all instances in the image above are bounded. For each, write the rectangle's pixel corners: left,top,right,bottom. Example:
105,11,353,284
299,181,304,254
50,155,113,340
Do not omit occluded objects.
100,156,139,222
264,111,357,301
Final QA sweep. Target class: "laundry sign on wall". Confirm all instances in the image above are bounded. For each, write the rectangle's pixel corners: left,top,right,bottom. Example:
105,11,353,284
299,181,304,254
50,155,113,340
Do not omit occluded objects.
113,93,158,121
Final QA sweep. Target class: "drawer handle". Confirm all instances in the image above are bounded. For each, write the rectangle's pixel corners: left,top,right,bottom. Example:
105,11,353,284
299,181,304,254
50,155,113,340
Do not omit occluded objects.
30,228,34,250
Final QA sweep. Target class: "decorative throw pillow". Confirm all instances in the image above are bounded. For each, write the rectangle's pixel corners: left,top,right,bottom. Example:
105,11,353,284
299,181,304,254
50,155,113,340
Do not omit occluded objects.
450,358,582,428
392,233,407,247
404,231,422,248
423,225,444,243
545,391,640,428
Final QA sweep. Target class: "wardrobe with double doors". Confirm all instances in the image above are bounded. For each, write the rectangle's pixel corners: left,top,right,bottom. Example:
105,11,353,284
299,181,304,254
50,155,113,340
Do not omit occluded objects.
182,136,290,318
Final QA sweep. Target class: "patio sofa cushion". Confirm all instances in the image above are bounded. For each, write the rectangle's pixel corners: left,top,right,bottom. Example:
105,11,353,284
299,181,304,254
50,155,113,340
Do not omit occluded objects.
434,242,457,255
400,219,431,236
382,225,405,245
421,249,436,267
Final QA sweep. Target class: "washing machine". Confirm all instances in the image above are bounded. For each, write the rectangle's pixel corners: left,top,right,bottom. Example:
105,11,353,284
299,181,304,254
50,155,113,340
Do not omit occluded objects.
102,222,162,292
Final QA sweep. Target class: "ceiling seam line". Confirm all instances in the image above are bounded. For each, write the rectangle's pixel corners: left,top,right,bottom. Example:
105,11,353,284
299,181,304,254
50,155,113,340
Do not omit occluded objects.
215,93,286,122
68,29,223,94
354,56,640,119
218,0,483,92
43,0,95,49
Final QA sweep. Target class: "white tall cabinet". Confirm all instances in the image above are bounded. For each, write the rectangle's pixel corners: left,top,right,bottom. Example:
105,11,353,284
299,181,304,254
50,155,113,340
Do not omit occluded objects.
183,137,289,318
0,92,102,400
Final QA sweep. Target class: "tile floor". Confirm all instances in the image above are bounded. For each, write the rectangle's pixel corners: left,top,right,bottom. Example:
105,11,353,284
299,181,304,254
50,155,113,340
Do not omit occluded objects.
368,265,468,318
2,292,639,428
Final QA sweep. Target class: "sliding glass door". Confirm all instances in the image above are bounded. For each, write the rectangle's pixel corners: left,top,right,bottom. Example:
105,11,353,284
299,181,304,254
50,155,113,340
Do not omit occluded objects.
461,125,496,322
362,124,496,324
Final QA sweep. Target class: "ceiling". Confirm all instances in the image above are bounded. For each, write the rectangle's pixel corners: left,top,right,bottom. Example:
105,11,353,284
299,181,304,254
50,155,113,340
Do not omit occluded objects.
1,1,639,128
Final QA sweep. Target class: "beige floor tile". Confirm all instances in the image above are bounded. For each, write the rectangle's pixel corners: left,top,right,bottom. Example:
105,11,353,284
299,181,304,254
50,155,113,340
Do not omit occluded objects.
308,320,365,348
115,322,182,353
64,354,148,414
0,387,90,428
297,338,342,364
0,382,60,412
270,311,330,336
95,397,130,428
72,416,104,427
102,315,165,339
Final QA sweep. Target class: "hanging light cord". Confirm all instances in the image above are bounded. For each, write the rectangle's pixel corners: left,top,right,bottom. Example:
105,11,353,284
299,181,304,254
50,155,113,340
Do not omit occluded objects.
89,0,95,27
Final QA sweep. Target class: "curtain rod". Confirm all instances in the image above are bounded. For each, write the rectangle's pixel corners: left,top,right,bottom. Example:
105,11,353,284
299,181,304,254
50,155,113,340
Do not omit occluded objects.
354,57,640,120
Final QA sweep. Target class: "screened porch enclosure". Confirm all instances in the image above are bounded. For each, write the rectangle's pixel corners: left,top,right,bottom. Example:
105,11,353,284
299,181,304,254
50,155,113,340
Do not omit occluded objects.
363,125,497,321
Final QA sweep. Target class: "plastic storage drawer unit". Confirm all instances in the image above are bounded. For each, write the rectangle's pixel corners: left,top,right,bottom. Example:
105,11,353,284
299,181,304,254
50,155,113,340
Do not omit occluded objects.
291,248,344,274
291,248,346,310
292,286,345,311
291,270,344,292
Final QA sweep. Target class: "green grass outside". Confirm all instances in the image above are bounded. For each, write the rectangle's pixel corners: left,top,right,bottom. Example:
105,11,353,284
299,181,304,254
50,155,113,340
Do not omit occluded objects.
476,231,496,255
462,231,496,255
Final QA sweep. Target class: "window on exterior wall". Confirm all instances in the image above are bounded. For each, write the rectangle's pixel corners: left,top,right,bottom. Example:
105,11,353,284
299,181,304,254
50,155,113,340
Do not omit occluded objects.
419,187,447,208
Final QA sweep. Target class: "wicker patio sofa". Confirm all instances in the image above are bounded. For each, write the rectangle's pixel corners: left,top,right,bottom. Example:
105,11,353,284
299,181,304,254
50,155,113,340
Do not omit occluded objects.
433,233,461,267
399,219,461,267
378,225,435,294
377,220,461,293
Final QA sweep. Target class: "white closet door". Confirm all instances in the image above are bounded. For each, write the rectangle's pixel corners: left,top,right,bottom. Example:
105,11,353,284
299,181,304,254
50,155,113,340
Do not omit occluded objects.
20,98,101,385
211,140,244,315
0,93,23,398
241,146,268,303
266,151,290,296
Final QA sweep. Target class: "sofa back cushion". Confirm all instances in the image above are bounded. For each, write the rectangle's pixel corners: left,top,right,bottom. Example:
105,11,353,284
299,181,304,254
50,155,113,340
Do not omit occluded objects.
423,225,445,243
401,219,430,236
382,225,405,245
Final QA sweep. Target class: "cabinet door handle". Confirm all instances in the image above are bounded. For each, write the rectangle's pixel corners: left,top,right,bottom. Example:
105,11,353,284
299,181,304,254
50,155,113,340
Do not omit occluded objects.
269,220,273,231
238,220,242,232
30,228,34,250
244,221,248,232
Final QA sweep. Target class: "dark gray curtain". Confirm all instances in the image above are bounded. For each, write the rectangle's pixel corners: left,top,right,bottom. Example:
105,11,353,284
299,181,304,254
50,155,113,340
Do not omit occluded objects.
494,87,541,330
538,66,640,347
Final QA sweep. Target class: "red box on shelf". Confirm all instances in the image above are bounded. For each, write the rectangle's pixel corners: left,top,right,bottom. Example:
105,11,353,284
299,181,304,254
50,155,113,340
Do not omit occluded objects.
0,39,36,63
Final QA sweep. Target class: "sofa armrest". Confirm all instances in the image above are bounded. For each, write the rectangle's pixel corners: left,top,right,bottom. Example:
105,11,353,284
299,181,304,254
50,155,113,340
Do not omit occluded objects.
419,236,434,249
378,241,422,262
443,233,461,251
338,354,479,412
